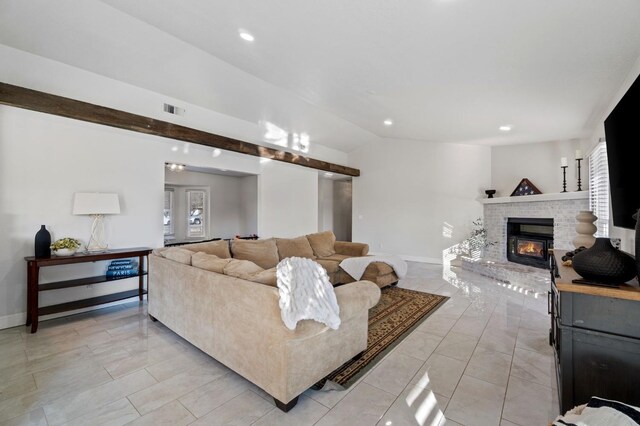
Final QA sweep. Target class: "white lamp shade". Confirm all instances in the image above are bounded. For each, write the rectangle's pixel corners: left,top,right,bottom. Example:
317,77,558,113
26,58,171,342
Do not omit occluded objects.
72,193,121,215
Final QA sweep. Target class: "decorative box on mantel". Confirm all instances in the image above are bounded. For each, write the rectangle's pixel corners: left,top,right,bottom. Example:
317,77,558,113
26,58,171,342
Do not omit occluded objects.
481,192,589,263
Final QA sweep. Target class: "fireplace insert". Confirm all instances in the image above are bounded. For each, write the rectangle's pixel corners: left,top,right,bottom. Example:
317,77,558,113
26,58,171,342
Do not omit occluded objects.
507,218,554,269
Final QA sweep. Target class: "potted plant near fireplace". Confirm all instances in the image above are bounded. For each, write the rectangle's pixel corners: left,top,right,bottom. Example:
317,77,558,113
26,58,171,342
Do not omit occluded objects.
466,218,496,260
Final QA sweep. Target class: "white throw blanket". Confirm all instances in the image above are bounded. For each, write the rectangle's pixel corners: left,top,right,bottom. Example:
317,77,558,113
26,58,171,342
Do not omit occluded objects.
339,255,408,280
276,257,341,330
553,397,640,426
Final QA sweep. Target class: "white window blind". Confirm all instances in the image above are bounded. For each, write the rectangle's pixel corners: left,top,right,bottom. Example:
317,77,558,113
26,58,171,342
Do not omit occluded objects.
589,141,609,237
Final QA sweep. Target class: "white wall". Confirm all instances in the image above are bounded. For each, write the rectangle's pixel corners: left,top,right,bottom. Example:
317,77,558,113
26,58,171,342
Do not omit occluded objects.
491,139,585,197
350,139,491,263
165,169,257,240
257,162,318,238
0,46,329,328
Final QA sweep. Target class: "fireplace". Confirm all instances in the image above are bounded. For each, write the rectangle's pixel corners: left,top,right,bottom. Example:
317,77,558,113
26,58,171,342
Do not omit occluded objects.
507,218,554,269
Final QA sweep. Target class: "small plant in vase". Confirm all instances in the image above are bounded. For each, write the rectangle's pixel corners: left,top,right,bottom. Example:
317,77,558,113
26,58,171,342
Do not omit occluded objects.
50,238,81,256
466,218,496,260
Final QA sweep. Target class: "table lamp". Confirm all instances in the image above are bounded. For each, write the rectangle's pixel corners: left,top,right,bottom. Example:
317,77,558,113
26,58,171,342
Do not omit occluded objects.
72,192,120,252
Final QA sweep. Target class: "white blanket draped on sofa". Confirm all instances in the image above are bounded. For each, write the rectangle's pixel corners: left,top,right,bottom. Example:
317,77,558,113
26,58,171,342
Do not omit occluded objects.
339,255,408,281
276,257,341,330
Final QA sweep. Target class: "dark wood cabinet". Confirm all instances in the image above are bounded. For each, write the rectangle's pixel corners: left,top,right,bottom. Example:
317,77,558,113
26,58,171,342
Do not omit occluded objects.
550,250,640,413
25,247,151,333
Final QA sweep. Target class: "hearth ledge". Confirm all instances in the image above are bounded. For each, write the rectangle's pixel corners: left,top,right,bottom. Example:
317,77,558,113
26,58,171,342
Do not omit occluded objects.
459,256,550,296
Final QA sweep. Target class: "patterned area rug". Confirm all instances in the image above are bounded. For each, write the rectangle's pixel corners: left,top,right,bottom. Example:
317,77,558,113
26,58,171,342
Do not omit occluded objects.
314,286,448,390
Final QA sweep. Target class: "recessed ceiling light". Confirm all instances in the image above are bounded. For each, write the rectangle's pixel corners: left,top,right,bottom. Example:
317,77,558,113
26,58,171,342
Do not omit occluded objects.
212,148,222,157
383,119,393,126
239,30,254,42
499,125,512,132
324,172,334,177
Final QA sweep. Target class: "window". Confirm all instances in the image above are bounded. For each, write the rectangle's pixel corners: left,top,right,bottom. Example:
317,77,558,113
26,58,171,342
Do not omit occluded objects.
186,189,206,238
163,189,174,237
589,141,609,237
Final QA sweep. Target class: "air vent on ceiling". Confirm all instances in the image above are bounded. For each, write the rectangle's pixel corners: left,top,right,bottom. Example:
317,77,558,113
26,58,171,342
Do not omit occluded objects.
163,103,185,116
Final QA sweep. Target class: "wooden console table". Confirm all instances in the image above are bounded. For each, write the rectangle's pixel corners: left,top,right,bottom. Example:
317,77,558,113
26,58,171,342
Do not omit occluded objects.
25,247,152,333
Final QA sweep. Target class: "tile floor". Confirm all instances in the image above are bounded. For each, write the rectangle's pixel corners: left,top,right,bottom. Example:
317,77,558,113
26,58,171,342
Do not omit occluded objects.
0,263,558,426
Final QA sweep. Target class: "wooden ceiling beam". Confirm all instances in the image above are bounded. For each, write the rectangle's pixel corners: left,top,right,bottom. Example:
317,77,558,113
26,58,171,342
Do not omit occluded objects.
0,82,360,177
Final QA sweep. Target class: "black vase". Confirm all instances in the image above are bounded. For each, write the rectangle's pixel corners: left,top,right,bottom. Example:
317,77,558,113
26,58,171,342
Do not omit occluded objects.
34,225,51,258
572,237,636,284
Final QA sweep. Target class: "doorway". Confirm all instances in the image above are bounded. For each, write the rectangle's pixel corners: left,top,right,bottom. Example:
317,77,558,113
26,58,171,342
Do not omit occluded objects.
164,164,258,244
318,175,352,241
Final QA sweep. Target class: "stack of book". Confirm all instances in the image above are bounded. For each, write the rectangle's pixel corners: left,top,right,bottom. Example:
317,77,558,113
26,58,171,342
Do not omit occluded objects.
106,259,139,280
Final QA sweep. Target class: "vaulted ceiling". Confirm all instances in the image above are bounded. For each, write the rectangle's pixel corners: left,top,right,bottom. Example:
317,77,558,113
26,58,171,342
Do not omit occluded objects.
1,0,639,151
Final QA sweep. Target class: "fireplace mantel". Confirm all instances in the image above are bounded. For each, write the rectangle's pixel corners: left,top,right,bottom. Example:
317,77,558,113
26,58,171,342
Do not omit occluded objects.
480,192,588,205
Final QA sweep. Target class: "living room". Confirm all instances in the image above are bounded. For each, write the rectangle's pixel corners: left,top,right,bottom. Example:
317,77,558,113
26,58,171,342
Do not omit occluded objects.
1,1,640,425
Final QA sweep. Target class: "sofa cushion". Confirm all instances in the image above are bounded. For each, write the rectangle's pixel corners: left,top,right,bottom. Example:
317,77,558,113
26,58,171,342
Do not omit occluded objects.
181,240,231,258
250,268,278,287
191,252,232,274
159,247,193,265
315,259,340,274
363,261,395,276
152,247,167,256
231,239,279,269
306,231,336,257
317,253,351,262
276,236,315,260
334,241,369,257
223,259,265,280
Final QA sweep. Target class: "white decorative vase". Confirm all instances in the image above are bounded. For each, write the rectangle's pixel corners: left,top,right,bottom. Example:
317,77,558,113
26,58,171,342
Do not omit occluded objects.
573,210,597,248
54,248,77,256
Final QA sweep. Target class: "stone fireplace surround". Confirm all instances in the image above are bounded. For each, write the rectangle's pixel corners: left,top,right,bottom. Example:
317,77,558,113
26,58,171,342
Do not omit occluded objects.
483,192,589,261
461,192,589,294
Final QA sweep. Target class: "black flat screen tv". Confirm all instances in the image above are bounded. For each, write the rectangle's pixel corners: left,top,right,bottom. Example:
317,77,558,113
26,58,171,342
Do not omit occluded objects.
604,73,640,230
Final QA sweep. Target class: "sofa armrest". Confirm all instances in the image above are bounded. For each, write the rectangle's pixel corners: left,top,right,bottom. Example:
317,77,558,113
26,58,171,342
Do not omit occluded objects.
335,241,369,256
261,280,380,340
334,280,380,320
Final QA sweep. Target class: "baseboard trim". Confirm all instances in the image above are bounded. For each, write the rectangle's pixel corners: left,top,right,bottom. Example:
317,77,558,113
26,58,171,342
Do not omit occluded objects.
400,255,442,264
0,296,144,331
368,252,443,265
0,312,26,330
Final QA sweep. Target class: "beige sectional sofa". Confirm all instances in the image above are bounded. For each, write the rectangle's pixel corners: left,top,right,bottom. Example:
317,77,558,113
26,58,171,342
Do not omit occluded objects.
162,231,399,287
149,235,383,412
231,231,398,287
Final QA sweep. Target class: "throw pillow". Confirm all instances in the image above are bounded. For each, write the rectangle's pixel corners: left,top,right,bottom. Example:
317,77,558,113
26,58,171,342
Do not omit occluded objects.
306,230,336,258
181,240,231,258
230,239,279,269
160,247,193,265
276,236,315,260
223,259,265,280
191,252,232,273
